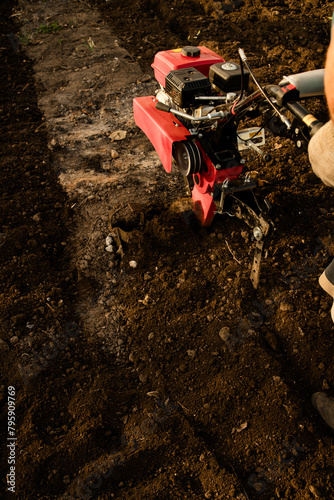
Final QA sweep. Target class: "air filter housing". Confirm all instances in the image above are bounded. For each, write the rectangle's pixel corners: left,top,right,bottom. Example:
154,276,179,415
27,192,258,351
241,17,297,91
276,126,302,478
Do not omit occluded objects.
209,61,249,93
165,67,212,108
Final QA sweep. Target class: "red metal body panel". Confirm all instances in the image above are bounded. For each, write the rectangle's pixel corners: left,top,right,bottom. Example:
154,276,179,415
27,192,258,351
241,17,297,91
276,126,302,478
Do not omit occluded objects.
194,142,243,194
133,96,190,173
191,141,244,226
192,186,216,227
152,46,225,87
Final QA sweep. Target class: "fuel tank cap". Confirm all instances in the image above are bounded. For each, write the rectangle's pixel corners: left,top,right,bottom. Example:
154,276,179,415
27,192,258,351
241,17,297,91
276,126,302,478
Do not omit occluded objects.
181,46,201,57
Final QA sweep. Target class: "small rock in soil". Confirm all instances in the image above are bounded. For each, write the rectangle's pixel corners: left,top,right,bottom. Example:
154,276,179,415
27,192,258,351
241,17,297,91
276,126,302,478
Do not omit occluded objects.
280,302,294,312
236,421,248,432
322,379,329,390
110,130,127,141
139,294,150,306
147,391,159,398
219,326,230,341
32,213,41,222
309,484,321,497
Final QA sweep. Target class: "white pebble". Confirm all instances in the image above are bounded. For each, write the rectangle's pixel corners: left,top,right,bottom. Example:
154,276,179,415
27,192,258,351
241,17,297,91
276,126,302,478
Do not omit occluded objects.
129,260,137,268
105,245,114,253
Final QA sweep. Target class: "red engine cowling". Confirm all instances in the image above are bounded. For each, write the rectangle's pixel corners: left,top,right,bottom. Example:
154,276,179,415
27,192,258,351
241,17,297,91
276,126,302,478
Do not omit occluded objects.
151,46,225,87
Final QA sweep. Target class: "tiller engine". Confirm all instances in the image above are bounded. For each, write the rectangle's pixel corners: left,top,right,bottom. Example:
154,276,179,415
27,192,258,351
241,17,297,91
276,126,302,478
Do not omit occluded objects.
133,46,324,288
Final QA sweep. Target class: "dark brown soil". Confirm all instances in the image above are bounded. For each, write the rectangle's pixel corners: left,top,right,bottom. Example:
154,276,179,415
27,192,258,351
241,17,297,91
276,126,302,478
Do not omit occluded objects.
1,0,334,499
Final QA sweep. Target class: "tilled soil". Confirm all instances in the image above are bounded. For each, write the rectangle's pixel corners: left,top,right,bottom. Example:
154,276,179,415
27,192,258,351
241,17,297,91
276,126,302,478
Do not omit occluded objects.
1,0,334,499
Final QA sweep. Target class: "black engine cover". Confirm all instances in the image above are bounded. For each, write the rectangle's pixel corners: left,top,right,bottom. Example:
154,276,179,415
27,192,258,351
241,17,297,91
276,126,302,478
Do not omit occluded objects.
165,67,211,108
